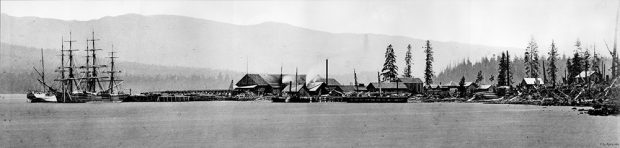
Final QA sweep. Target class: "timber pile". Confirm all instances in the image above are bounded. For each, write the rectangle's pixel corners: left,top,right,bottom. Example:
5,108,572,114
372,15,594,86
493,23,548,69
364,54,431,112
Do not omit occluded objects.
588,78,620,116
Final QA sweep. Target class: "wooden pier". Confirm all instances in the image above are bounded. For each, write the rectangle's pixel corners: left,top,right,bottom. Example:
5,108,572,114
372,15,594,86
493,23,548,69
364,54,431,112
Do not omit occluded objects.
157,96,190,102
345,96,408,103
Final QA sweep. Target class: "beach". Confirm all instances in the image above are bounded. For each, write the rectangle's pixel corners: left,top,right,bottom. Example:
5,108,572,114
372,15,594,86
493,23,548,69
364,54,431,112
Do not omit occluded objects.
1,94,618,148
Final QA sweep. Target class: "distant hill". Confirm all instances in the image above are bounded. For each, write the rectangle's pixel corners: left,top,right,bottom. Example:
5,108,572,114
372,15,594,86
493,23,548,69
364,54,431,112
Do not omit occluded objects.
1,13,521,82
0,43,244,93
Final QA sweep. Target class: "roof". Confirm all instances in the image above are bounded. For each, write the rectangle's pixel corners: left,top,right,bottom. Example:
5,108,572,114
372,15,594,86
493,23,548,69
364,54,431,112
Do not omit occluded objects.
463,82,476,87
398,77,423,84
306,82,326,91
239,74,270,86
236,85,258,89
522,78,544,85
282,84,306,93
427,84,440,88
439,81,459,88
340,85,368,92
369,82,408,89
575,71,598,78
237,74,305,87
478,85,494,89
309,76,341,86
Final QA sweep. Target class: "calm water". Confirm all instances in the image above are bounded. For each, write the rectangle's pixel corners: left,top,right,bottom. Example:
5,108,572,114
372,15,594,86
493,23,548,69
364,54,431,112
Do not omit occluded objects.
1,94,618,148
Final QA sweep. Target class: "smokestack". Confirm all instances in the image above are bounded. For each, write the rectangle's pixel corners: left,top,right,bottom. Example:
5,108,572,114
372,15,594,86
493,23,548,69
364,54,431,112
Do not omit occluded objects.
326,59,329,86
295,67,298,91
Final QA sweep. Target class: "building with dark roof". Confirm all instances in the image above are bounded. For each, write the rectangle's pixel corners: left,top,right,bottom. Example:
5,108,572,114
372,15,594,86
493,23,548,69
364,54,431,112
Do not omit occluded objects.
367,82,409,93
398,77,424,94
235,74,306,95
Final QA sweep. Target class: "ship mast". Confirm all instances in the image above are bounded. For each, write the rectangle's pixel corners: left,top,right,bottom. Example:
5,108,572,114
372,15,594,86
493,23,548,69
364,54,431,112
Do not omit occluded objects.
40,48,45,91
84,39,91,91
105,44,122,94
64,32,78,93
59,36,66,102
85,30,106,92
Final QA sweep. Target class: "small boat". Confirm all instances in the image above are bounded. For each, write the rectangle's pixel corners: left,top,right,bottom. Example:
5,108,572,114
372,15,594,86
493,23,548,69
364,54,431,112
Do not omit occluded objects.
26,91,57,102
27,48,57,103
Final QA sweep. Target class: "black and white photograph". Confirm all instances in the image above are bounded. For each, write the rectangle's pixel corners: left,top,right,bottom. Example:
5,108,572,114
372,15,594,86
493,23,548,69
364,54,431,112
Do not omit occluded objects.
0,0,619,147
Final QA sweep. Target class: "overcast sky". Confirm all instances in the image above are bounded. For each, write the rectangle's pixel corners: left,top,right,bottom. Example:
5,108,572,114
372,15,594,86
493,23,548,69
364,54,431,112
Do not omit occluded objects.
2,0,619,51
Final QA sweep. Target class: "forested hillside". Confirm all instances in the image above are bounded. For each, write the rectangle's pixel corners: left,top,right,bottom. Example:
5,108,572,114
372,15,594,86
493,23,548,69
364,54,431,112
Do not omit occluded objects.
435,54,612,86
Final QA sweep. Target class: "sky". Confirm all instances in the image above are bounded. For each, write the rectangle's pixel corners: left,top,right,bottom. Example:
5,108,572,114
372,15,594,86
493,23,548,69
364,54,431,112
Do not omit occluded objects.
1,0,619,53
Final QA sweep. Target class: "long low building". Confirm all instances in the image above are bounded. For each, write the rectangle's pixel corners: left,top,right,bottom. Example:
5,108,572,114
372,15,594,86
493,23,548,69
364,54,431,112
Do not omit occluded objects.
366,77,424,94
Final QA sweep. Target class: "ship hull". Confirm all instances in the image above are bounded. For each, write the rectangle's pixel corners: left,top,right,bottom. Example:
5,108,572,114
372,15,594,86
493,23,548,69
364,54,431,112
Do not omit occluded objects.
54,92,129,103
26,92,57,102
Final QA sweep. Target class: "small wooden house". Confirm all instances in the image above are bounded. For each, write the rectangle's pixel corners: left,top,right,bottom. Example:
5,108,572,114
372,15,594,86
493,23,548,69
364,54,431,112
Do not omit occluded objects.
574,70,602,83
463,82,478,96
398,77,424,94
520,78,544,89
476,84,495,92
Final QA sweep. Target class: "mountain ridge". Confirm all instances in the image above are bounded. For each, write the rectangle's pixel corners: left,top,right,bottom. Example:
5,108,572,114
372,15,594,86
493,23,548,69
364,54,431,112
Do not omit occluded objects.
1,13,521,81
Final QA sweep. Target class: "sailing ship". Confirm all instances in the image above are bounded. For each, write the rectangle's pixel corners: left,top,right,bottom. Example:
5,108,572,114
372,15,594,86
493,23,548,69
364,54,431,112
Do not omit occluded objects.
52,31,128,103
26,48,57,102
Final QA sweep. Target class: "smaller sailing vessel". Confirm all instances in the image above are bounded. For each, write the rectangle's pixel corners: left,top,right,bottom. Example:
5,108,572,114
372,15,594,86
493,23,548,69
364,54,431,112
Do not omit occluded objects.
26,48,57,102
100,45,129,102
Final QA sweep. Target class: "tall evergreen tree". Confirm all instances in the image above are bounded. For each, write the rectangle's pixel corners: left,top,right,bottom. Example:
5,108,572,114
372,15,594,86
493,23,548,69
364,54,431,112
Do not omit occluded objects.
572,39,584,77
497,52,507,86
506,51,513,86
403,44,413,78
547,41,559,87
570,50,583,79
524,37,540,78
424,40,434,85
489,74,495,82
583,49,590,73
382,44,398,81
476,70,484,84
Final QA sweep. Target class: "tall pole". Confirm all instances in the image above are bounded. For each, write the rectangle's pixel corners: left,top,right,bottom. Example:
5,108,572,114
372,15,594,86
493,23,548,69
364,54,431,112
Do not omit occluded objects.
40,48,45,91
279,65,283,97
354,69,358,91
60,36,66,102
378,71,382,96
613,1,619,79
85,39,91,91
295,67,298,91
325,59,329,86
